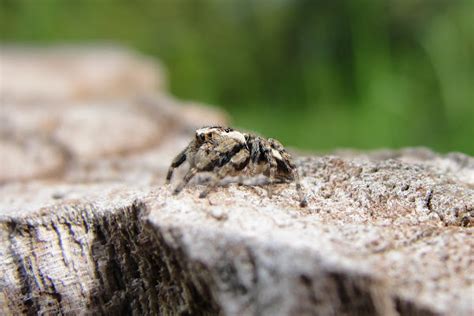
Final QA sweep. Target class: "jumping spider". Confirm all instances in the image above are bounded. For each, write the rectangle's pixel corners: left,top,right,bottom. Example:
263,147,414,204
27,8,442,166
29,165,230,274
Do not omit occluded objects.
166,126,307,207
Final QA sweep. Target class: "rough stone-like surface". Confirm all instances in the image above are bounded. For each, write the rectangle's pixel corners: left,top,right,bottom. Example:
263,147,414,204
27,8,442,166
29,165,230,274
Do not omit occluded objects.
0,47,472,315
150,154,474,315
0,130,67,183
1,152,472,315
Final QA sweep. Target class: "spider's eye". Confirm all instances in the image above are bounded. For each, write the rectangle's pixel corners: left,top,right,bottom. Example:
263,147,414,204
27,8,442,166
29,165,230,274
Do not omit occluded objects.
196,133,206,142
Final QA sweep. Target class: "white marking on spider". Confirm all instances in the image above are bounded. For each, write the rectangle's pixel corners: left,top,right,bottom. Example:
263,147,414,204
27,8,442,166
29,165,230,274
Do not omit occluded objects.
271,148,283,160
225,131,246,144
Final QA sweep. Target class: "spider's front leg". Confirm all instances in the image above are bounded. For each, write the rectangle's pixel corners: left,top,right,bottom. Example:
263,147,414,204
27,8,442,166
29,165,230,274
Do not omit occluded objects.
166,147,188,184
199,147,250,198
198,165,232,198
173,168,197,195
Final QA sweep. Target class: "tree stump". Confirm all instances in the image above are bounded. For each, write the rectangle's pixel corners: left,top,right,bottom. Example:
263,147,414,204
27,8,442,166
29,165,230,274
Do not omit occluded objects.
0,46,472,315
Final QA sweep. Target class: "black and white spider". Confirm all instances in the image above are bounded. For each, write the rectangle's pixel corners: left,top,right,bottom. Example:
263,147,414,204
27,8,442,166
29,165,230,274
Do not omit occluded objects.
166,126,307,207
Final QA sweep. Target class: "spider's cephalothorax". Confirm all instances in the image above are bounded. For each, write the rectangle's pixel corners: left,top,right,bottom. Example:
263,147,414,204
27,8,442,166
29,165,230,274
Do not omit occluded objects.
166,126,307,207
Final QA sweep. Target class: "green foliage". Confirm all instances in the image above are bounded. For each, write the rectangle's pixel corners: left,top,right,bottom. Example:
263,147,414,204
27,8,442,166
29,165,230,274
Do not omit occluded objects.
1,0,473,154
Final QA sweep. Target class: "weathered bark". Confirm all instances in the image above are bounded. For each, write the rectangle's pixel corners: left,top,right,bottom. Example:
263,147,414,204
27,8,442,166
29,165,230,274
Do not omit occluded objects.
0,45,166,102
0,47,472,315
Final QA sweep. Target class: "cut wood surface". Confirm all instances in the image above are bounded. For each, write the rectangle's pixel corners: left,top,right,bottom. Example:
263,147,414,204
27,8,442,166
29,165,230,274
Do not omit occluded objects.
0,46,472,315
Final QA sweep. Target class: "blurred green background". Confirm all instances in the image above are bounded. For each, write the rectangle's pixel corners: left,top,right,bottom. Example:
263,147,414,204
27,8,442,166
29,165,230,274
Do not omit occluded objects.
1,0,473,154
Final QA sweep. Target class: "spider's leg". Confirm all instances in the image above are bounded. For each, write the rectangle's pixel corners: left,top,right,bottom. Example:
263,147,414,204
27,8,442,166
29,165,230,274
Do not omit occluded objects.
198,173,224,198
265,167,276,198
293,169,308,207
166,147,188,184
199,147,250,198
237,175,245,186
263,152,278,199
173,168,197,195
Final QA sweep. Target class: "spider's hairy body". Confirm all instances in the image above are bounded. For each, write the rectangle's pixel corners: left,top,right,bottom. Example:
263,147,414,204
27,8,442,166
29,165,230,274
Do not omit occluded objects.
166,126,307,207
